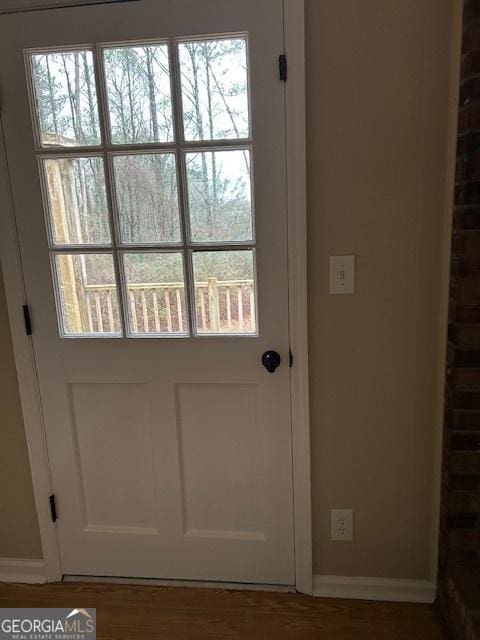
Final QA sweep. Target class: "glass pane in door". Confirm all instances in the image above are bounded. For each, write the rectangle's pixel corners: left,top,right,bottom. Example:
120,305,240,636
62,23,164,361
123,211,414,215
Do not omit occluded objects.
123,252,187,336
185,149,253,243
42,156,111,245
103,43,174,144
179,37,249,141
54,253,121,336
30,49,101,147
192,250,256,335
112,153,181,244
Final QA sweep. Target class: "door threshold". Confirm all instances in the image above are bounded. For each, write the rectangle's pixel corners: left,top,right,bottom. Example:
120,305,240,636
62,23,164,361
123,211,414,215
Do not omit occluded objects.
63,574,296,593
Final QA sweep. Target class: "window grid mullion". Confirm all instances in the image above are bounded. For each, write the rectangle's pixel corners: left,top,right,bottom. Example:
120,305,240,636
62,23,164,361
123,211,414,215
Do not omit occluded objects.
34,139,252,155
169,37,197,337
92,42,129,338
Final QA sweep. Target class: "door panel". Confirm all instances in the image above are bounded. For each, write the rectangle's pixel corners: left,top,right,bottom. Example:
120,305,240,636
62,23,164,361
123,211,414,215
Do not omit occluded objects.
176,383,263,540
0,0,294,584
70,383,157,532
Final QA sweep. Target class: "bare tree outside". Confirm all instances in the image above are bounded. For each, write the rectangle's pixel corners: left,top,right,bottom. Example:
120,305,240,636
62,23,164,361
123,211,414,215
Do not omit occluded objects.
32,50,100,146
179,38,249,141
103,44,173,144
113,153,180,244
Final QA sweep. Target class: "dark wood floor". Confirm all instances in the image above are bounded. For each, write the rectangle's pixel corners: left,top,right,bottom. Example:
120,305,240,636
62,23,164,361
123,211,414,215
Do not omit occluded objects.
0,582,448,639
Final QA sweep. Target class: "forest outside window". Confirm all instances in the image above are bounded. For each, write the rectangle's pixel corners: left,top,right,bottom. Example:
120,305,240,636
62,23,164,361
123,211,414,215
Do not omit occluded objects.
27,36,257,338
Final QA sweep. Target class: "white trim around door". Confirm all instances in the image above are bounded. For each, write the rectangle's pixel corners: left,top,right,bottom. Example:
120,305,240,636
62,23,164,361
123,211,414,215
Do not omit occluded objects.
0,114,63,583
0,0,311,590
283,0,312,596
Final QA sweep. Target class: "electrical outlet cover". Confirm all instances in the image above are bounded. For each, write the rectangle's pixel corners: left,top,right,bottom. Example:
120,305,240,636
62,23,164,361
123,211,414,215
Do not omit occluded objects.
331,509,354,541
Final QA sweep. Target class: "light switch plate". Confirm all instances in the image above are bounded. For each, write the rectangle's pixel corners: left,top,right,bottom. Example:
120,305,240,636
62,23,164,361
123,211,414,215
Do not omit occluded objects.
329,255,355,294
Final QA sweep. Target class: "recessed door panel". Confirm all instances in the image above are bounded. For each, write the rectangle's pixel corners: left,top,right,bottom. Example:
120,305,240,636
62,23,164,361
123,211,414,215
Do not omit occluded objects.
70,383,157,533
176,383,263,540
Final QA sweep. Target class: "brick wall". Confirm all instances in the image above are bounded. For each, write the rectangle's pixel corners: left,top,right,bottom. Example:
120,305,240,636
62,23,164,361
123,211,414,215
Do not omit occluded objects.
437,2,480,638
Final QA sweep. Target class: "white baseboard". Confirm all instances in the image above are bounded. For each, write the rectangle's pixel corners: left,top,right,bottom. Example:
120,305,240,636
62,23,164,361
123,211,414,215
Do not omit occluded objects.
0,563,436,602
0,558,46,584
313,575,436,604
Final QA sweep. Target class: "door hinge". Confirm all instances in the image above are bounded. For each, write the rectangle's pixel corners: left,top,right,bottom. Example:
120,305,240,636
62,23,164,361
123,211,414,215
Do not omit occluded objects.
289,349,294,367
23,305,32,336
49,494,57,523
279,54,287,82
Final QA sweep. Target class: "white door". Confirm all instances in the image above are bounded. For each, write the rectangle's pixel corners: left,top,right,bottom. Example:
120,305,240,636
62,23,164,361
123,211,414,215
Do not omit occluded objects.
0,0,294,584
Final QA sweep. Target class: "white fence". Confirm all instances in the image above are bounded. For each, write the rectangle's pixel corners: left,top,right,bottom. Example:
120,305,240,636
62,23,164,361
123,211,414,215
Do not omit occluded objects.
84,278,255,334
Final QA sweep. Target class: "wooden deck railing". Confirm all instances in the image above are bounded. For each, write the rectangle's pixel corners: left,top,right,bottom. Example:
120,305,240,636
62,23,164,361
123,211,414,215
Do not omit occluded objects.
84,278,255,334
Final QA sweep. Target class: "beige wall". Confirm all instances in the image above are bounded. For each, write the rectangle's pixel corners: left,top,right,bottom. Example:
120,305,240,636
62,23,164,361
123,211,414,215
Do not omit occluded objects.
0,0,455,580
0,265,42,558
307,0,454,578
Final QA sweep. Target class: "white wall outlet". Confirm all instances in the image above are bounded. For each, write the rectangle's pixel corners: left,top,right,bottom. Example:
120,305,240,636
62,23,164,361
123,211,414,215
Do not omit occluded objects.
331,509,354,541
329,255,355,294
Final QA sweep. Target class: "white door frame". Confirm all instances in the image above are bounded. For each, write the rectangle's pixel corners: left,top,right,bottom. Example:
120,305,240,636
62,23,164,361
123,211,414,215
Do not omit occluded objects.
0,0,311,594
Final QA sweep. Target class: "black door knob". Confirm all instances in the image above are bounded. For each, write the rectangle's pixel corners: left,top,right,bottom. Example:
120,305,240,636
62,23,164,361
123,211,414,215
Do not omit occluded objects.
262,350,281,373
